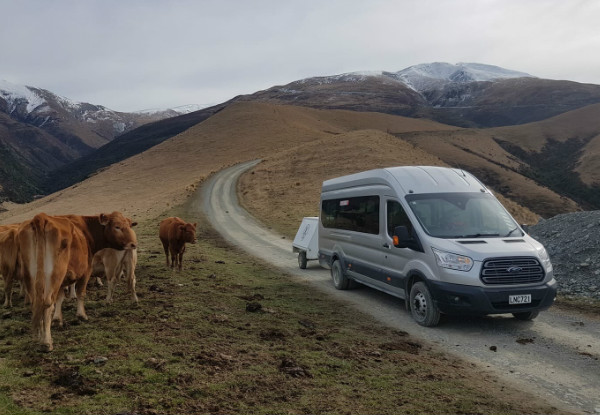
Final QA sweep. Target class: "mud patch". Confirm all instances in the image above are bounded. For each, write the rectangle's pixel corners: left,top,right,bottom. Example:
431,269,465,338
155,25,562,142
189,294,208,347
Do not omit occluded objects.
279,357,312,378
53,366,96,396
379,341,422,355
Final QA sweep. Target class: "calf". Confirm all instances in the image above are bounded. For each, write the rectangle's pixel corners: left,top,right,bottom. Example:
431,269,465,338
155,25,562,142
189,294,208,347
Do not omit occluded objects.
0,223,20,308
92,248,138,303
159,217,196,271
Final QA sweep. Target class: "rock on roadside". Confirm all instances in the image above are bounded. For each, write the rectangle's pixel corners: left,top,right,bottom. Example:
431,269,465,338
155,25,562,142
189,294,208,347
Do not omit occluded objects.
529,210,600,300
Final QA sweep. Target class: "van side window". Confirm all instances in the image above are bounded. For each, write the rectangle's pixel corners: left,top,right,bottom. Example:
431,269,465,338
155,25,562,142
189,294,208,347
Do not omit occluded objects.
387,201,413,237
321,196,380,234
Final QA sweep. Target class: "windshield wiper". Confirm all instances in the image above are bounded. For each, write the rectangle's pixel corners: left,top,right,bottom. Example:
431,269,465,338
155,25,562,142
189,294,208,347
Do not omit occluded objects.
461,233,500,238
505,227,520,237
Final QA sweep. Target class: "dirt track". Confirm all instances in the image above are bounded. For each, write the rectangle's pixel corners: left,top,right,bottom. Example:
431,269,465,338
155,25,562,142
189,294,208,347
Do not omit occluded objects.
201,160,600,415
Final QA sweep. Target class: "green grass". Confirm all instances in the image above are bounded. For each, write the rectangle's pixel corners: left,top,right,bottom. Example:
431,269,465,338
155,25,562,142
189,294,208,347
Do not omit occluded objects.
0,204,564,414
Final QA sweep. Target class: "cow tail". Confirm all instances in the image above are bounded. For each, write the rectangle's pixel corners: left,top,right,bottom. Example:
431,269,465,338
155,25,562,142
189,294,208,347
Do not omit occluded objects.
31,215,47,335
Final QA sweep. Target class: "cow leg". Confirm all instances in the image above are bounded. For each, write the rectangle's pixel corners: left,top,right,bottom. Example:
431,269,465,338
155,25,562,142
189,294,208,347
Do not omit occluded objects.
52,289,66,327
161,240,170,267
177,250,183,271
128,272,138,303
41,302,55,352
75,275,91,321
169,247,177,269
125,264,138,303
68,283,77,300
2,274,13,308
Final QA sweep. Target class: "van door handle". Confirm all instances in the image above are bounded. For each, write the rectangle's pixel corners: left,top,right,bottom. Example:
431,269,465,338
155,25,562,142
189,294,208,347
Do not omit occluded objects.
383,243,390,248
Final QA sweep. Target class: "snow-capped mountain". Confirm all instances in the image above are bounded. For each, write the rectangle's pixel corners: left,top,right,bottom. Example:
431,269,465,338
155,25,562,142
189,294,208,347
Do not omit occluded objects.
0,79,188,143
244,62,600,128
0,79,201,203
389,62,535,92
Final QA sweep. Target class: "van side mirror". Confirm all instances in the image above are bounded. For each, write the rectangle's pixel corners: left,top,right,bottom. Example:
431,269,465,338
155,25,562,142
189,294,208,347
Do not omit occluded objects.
393,225,423,252
393,226,411,248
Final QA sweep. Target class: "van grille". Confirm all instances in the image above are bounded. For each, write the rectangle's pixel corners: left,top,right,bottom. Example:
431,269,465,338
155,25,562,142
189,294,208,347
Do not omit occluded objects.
480,257,544,285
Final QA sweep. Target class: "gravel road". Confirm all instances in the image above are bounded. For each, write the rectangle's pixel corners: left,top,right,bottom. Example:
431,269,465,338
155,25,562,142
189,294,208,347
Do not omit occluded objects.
199,160,600,415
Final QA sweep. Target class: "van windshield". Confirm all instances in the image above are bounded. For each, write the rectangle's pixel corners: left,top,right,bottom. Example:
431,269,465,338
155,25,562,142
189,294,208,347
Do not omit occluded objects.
405,192,523,239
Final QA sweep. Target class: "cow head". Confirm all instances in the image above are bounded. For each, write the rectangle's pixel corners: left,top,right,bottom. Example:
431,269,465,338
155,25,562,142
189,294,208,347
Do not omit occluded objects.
99,211,138,250
179,222,197,244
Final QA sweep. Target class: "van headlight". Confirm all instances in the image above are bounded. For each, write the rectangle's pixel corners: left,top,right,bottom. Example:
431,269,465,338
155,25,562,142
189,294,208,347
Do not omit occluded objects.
432,248,473,271
538,247,553,273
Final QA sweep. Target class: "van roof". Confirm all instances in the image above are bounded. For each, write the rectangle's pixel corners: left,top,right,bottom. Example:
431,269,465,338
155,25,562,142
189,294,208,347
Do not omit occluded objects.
322,166,489,195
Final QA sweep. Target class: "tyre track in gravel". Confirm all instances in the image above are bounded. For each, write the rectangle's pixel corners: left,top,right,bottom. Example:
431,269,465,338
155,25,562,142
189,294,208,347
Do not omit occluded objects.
199,160,600,415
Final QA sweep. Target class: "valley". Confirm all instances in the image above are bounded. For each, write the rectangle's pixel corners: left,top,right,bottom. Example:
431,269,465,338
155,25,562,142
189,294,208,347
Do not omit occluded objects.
1,63,600,414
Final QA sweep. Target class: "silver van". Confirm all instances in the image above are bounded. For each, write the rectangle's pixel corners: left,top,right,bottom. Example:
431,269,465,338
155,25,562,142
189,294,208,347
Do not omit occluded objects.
318,166,556,326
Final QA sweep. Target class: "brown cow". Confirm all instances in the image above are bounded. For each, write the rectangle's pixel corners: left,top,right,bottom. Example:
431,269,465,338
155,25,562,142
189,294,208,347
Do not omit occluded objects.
159,217,196,271
91,247,138,303
1,223,20,308
18,214,90,352
18,211,137,351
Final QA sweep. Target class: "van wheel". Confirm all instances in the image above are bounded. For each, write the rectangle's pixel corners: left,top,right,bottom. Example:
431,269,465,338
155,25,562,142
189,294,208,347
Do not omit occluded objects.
298,251,308,269
331,260,350,290
512,311,539,321
409,282,441,327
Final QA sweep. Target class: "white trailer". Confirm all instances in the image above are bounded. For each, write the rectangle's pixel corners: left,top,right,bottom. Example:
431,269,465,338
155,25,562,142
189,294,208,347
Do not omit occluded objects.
292,217,319,269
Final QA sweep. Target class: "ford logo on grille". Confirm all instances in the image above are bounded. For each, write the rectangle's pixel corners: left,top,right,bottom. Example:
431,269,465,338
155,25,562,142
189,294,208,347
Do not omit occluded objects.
507,266,523,273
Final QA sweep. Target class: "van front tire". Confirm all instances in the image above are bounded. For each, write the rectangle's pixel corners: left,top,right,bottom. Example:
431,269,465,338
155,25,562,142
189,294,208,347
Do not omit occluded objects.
409,282,441,327
512,311,539,321
331,260,351,290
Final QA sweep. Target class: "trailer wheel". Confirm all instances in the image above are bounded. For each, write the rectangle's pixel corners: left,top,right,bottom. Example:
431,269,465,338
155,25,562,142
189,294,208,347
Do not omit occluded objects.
298,251,308,269
512,311,539,321
409,282,441,327
331,260,350,290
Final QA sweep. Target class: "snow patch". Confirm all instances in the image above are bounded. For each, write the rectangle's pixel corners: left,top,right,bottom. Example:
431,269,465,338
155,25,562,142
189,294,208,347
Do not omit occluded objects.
0,79,46,113
392,62,535,92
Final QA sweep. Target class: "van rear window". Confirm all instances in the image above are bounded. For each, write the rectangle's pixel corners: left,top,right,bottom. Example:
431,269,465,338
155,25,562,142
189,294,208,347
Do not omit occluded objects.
321,196,380,234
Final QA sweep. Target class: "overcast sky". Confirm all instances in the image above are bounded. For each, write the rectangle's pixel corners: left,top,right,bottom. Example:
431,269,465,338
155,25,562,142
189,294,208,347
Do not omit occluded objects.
2,0,599,112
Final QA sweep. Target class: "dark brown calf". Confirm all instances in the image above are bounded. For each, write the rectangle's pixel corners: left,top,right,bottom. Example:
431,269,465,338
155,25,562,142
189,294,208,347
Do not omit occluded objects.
159,217,196,271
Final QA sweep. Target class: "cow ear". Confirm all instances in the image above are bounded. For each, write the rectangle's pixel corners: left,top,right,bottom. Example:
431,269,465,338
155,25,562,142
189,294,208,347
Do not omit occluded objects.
99,214,109,226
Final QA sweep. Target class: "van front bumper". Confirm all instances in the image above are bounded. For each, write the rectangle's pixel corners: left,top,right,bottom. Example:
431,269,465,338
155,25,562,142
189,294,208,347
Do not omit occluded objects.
428,279,557,315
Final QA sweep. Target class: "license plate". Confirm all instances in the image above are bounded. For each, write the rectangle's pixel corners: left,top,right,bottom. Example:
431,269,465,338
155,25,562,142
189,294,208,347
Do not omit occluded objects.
509,294,531,304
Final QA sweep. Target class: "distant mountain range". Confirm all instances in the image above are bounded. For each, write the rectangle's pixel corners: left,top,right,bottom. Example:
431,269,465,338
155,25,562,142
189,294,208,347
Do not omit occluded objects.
243,62,600,128
3,62,600,208
0,79,197,202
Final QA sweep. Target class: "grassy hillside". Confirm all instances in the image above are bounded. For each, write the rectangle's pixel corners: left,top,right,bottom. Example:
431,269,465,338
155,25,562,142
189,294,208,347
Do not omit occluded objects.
42,103,228,194
1,102,576,226
238,129,541,238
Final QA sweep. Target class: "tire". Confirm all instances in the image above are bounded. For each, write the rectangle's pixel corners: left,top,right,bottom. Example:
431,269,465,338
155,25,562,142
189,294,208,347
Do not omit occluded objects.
409,281,441,327
331,260,350,290
512,311,539,321
298,251,308,269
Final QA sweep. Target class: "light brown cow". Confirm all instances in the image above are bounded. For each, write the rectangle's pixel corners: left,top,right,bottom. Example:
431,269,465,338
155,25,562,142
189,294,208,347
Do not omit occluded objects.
17,214,90,352
92,248,138,303
1,223,20,308
18,211,137,351
159,217,196,271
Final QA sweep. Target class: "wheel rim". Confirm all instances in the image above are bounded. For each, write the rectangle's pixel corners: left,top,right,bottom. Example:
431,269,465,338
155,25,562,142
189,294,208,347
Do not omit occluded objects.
412,291,428,319
332,264,341,285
